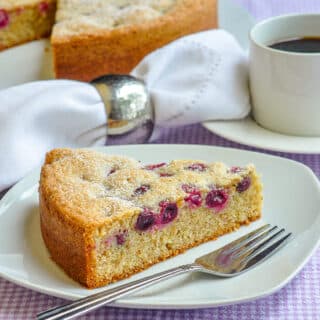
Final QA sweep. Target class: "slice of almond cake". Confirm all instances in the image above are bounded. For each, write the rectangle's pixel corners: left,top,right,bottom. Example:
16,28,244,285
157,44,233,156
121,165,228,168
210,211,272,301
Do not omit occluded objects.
39,148,262,288
0,0,56,50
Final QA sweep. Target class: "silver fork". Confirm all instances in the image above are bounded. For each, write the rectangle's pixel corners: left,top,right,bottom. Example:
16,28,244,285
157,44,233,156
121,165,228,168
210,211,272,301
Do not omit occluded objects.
37,224,291,320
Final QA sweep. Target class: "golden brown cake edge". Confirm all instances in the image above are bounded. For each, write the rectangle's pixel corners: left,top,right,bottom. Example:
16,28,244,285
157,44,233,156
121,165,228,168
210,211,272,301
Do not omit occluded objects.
40,186,261,288
51,0,217,81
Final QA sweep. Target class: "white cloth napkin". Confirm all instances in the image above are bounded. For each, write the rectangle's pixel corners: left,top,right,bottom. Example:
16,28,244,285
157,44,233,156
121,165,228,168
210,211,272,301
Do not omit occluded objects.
0,29,249,192
132,30,249,127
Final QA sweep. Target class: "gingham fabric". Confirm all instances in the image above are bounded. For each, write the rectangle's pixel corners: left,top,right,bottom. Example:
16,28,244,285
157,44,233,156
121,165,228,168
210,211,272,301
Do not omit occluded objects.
1,1,320,319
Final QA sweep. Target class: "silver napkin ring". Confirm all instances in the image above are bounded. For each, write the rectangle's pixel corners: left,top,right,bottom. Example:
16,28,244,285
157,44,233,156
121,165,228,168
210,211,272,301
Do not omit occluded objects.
90,75,154,145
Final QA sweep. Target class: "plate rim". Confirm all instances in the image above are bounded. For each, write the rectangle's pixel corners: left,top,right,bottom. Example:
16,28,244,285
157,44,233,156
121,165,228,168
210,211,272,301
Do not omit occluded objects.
0,144,320,309
203,117,320,154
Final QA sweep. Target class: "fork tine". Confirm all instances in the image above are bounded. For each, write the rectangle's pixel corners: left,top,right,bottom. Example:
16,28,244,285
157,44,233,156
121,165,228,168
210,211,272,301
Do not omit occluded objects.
220,224,271,253
243,232,292,269
221,224,271,254
236,227,285,259
233,226,282,258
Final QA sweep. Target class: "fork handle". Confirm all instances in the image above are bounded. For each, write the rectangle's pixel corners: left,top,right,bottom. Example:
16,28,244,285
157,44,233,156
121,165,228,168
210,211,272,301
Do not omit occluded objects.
37,263,201,320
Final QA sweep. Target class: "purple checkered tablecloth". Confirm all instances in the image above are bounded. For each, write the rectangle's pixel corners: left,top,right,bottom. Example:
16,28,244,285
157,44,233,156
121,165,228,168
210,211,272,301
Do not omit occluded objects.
1,1,320,319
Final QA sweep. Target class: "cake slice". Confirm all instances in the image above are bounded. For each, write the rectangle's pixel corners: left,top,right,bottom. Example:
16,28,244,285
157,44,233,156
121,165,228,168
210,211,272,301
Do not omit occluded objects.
39,148,263,288
51,0,217,81
0,0,56,50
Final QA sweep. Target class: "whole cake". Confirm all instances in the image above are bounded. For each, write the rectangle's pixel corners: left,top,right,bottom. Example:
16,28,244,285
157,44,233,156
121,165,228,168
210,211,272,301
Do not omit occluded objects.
0,0,56,50
51,0,217,81
0,0,216,80
39,148,263,288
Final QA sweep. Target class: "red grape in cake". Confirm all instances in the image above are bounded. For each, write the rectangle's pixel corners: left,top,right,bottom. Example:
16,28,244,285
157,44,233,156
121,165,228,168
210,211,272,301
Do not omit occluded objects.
205,189,228,212
182,184,202,208
133,184,150,196
0,9,9,29
184,191,202,208
135,209,156,231
145,163,166,170
159,172,173,177
159,201,178,224
105,231,128,247
236,176,251,193
39,2,49,14
116,231,128,245
182,184,197,193
187,163,207,172
230,166,242,173
104,236,115,247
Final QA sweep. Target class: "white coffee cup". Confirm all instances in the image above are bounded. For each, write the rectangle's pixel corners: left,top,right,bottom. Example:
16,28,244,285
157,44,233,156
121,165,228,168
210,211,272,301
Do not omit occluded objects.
249,14,320,136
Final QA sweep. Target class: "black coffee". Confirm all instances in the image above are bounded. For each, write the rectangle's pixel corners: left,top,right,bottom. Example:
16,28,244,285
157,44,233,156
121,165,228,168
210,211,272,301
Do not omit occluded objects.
269,37,320,53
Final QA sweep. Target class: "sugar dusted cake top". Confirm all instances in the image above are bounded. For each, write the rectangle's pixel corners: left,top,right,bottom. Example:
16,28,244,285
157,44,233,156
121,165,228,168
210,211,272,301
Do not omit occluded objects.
40,149,254,226
53,0,176,37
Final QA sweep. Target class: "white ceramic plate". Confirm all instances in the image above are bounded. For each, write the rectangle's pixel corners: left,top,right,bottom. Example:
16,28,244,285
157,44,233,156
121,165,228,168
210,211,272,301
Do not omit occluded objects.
203,117,320,154
0,144,320,309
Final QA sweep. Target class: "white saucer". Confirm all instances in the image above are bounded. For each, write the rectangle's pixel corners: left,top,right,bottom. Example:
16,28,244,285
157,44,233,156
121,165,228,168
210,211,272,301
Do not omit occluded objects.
203,116,320,154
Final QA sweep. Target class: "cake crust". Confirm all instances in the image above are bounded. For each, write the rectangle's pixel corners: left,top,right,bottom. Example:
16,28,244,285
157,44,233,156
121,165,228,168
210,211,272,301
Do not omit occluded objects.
51,0,217,81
